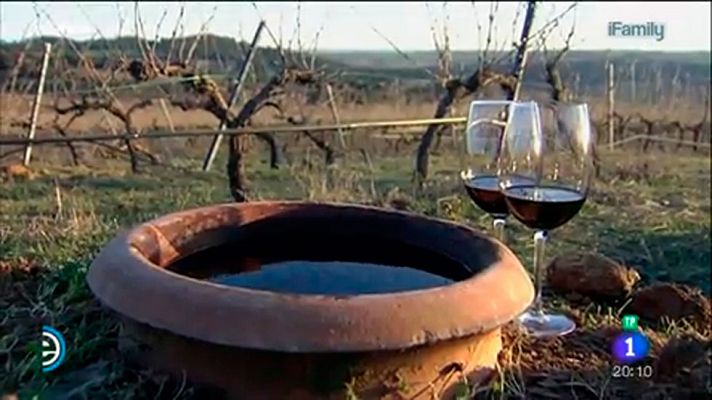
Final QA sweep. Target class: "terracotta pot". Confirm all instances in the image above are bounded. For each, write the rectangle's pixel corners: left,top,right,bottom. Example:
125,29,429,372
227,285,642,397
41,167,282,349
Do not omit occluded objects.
87,201,534,399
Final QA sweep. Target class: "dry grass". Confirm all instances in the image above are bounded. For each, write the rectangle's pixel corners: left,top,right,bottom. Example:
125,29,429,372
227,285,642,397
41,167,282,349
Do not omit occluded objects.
0,93,442,137
1,91,707,138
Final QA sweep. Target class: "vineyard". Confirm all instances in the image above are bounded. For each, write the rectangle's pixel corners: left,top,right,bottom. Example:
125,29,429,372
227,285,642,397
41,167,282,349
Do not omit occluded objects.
1,2,711,400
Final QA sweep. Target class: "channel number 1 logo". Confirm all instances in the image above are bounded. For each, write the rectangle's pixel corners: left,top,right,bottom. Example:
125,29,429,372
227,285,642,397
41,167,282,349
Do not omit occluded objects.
612,314,650,363
42,326,66,372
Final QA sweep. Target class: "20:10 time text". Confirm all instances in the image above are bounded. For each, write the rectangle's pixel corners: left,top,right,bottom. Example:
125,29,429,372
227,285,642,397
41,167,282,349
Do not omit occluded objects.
612,365,654,378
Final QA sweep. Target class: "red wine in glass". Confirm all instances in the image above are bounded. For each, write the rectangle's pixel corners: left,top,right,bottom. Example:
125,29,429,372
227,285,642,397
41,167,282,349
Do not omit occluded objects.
503,185,586,231
460,100,525,241
463,175,509,219
497,101,595,338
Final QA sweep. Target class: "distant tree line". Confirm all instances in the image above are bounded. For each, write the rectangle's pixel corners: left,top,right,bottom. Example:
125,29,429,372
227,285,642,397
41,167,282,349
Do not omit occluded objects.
1,34,709,103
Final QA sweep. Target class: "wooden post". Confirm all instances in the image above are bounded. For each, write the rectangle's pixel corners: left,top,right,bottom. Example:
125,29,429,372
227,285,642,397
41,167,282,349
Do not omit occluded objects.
394,78,401,113
654,67,662,105
202,20,266,171
325,83,346,150
670,64,681,108
704,86,710,125
573,72,581,99
23,42,52,166
607,61,616,151
6,51,26,93
629,60,636,102
158,98,175,133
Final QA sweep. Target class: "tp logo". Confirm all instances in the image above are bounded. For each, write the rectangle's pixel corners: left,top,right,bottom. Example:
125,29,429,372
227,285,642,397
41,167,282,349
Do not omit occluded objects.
42,326,66,372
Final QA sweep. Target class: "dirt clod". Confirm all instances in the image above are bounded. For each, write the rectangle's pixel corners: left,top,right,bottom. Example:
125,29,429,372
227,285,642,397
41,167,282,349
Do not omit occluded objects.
628,283,711,325
384,188,412,211
654,336,710,384
0,163,35,182
546,252,641,298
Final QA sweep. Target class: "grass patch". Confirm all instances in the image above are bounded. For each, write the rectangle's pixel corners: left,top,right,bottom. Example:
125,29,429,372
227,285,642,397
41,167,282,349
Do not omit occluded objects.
1,150,710,399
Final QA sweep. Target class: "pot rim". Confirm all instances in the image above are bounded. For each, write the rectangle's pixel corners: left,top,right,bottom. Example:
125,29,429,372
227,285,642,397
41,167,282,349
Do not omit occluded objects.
87,201,534,352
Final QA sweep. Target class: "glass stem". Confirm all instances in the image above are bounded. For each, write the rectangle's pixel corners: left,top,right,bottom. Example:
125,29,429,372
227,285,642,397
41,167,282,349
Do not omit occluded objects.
493,218,506,242
532,230,549,316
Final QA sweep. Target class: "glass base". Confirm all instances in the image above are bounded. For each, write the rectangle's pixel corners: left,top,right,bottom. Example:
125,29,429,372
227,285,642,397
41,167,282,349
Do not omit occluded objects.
518,311,576,338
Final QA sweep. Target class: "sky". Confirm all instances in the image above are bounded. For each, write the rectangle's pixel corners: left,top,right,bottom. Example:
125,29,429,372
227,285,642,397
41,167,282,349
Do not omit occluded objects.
0,1,710,52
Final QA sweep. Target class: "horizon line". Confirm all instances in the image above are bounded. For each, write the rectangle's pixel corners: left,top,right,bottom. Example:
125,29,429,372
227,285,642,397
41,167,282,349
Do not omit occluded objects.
0,38,709,54
0,34,709,53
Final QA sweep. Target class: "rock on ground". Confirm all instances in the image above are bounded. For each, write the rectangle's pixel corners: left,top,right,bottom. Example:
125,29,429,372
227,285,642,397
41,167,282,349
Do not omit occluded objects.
1,163,35,182
546,252,641,298
628,283,711,326
383,187,412,211
654,335,710,390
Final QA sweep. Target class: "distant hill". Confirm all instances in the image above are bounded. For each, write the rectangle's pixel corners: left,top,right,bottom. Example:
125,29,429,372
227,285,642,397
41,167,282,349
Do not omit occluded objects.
319,50,711,98
318,49,711,69
1,35,709,100
0,34,349,84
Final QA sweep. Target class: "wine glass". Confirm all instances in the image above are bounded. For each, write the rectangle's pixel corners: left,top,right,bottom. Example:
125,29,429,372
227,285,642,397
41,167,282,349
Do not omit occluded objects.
460,100,518,242
497,100,595,337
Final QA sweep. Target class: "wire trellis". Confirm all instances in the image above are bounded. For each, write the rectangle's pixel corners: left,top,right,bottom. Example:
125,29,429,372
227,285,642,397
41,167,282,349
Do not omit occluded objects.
0,116,469,146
